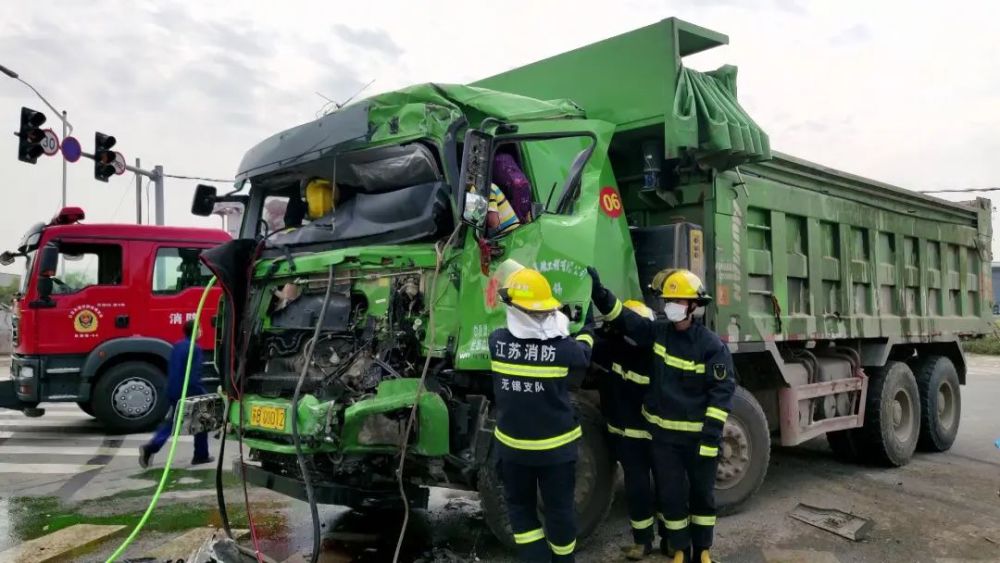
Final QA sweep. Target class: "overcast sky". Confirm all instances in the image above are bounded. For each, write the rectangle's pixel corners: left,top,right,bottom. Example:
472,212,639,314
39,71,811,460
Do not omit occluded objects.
1,0,998,276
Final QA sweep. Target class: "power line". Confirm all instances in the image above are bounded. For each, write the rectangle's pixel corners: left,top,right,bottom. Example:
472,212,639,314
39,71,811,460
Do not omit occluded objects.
920,187,1000,194
160,173,233,183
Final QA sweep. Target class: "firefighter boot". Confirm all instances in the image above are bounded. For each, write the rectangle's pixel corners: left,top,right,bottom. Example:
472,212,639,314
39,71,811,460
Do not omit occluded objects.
663,544,690,563
622,542,653,560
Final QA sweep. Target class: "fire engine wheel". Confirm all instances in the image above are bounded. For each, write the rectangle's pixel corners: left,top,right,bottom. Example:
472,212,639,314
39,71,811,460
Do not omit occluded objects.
858,361,920,467
76,401,96,417
92,361,168,434
477,398,616,549
716,386,770,515
910,355,961,452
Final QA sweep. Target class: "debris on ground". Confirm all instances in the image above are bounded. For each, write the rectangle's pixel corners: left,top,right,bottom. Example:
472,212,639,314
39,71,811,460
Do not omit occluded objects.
413,546,480,562
789,503,873,541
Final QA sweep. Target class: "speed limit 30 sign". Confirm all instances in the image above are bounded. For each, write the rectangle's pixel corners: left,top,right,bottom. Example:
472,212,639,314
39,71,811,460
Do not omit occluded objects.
40,129,60,156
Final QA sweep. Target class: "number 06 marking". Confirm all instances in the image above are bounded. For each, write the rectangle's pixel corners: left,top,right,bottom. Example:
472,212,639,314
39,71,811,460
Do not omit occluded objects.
599,187,623,218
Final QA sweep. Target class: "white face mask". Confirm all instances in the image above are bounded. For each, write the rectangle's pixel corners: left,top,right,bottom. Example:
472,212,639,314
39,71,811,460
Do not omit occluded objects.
664,302,689,323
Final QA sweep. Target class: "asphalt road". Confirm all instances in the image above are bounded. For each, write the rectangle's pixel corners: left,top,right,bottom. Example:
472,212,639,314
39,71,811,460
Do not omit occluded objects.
0,356,998,562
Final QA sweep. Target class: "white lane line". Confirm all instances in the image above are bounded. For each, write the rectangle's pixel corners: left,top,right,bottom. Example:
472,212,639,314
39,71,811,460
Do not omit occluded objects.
0,418,105,427
0,463,105,474
0,431,193,442
0,413,93,420
0,445,138,456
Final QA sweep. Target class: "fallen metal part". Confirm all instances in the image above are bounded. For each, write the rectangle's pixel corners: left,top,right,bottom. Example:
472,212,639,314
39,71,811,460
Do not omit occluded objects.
789,503,873,541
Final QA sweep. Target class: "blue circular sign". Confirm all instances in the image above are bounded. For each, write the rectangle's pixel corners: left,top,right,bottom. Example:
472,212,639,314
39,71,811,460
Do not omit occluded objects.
62,136,82,163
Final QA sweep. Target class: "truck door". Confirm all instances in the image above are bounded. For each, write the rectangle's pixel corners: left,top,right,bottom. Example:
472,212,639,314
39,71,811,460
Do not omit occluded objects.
33,240,131,356
144,244,217,352
453,119,642,370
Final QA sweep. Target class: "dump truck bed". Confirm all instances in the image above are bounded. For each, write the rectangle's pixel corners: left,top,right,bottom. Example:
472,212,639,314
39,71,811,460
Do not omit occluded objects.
711,152,992,343
474,17,993,343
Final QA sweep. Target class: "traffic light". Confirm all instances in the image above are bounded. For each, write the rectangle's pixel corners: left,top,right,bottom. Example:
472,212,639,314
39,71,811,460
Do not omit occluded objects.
94,132,116,182
17,107,46,164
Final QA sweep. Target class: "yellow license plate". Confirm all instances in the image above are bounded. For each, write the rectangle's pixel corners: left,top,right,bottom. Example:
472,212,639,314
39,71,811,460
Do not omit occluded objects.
249,405,287,431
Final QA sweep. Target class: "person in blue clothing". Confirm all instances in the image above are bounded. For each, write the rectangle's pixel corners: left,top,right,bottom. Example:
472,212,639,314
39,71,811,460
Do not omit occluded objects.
139,319,213,468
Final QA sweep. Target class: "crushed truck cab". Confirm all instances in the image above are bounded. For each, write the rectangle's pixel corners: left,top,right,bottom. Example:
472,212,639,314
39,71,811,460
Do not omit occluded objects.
198,17,991,545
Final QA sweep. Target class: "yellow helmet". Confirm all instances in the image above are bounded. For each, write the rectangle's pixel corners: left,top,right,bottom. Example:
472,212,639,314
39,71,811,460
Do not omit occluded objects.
623,299,655,320
653,269,711,304
304,178,337,220
500,268,561,312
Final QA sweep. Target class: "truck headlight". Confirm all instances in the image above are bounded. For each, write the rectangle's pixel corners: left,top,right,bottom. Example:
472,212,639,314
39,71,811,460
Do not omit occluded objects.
19,366,34,379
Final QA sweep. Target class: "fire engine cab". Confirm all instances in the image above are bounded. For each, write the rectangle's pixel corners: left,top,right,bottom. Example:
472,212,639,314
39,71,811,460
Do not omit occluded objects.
0,207,229,432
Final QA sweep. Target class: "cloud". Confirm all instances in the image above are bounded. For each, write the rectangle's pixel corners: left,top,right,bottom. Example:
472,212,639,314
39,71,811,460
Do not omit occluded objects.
331,25,403,57
829,24,872,46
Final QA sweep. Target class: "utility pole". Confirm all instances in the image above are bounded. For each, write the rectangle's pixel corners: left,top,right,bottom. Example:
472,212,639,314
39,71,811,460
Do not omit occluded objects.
134,157,143,224
61,110,67,208
153,165,165,225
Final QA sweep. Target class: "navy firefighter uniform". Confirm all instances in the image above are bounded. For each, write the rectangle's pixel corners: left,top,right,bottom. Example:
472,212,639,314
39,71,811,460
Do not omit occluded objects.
592,299,663,559
589,267,736,563
490,266,594,562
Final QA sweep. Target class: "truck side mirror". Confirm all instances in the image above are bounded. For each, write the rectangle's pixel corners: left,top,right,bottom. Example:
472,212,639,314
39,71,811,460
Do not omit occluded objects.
462,192,489,227
36,277,53,301
38,242,59,278
458,129,494,231
191,184,218,217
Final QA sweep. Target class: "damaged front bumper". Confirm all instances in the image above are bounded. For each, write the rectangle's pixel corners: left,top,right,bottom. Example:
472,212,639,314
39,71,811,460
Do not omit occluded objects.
228,378,450,456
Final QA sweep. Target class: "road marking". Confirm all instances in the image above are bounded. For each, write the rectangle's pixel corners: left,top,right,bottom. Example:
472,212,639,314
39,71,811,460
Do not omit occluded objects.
0,413,92,420
0,418,103,427
0,462,105,474
0,431,193,442
0,445,138,456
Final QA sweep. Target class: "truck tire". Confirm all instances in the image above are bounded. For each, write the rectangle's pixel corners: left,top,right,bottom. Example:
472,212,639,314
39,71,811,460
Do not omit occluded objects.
910,355,961,452
716,386,770,515
91,361,168,434
858,361,920,466
77,401,95,417
477,399,616,548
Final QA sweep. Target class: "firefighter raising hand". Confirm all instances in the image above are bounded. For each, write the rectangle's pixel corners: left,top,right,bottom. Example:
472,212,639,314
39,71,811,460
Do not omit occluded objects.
490,266,594,562
588,266,736,563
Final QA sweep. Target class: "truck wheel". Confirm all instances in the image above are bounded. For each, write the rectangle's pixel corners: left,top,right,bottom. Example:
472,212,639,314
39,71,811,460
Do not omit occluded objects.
910,355,961,452
858,361,920,466
77,401,95,417
716,386,770,515
92,361,168,434
477,399,616,548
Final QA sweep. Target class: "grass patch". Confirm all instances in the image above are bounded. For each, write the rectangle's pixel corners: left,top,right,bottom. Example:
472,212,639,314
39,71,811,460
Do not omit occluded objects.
963,337,1000,355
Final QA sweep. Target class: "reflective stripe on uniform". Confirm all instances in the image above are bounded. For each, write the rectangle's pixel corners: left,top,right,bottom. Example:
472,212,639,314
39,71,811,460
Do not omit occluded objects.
699,444,719,457
494,426,582,451
642,406,704,432
606,299,623,321
631,516,656,530
491,361,569,379
607,423,652,440
514,528,545,544
691,514,717,526
658,514,689,530
652,343,705,373
575,333,594,347
549,539,576,556
705,406,729,423
611,363,650,385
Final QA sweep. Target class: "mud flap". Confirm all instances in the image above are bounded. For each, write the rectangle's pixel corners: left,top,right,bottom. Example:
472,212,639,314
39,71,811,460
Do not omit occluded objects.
0,379,27,411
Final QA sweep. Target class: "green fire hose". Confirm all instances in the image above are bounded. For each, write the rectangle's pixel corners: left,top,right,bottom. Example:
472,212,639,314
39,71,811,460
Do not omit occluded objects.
105,277,217,562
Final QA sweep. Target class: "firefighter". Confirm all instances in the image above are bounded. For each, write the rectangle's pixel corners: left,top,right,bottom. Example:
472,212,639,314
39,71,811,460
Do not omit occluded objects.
587,267,735,563
490,266,594,562
592,299,662,560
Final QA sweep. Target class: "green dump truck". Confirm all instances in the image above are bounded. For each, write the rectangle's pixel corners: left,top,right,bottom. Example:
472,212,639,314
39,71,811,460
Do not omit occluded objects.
192,18,992,545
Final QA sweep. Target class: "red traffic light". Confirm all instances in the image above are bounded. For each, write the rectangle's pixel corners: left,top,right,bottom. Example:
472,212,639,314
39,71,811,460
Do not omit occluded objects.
94,132,117,182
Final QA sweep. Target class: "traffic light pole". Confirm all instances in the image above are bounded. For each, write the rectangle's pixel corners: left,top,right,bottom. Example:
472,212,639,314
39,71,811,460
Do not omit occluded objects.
61,110,67,209
82,151,166,225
